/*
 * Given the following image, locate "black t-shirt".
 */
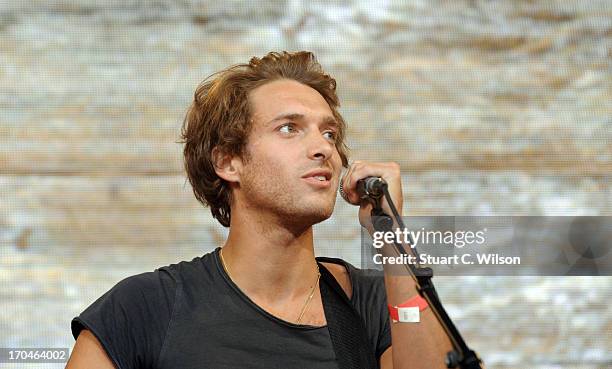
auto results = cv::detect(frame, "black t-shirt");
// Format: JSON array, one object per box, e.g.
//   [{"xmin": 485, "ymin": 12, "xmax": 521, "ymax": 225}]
[{"xmin": 71, "ymin": 247, "xmax": 391, "ymax": 369}]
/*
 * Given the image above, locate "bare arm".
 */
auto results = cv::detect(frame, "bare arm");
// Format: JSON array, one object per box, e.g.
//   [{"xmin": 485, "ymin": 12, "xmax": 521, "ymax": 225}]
[
  {"xmin": 340, "ymin": 160, "xmax": 454, "ymax": 369},
  {"xmin": 65, "ymin": 329, "xmax": 116, "ymax": 369},
  {"xmin": 381, "ymin": 246, "xmax": 454, "ymax": 369},
  {"xmin": 378, "ymin": 255, "xmax": 454, "ymax": 369},
  {"xmin": 379, "ymin": 346, "xmax": 393, "ymax": 369}
]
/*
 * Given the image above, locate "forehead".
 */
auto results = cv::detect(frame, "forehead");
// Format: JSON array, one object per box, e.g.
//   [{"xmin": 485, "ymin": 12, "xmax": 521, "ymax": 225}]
[{"xmin": 248, "ymin": 79, "xmax": 334, "ymax": 126}]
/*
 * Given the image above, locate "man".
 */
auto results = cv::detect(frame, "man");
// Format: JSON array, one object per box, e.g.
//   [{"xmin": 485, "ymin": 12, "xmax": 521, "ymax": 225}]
[{"xmin": 66, "ymin": 51, "xmax": 452, "ymax": 368}]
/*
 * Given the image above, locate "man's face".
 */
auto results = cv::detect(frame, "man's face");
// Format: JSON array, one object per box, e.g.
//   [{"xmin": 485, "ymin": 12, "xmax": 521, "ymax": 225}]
[{"xmin": 236, "ymin": 79, "xmax": 343, "ymax": 228}]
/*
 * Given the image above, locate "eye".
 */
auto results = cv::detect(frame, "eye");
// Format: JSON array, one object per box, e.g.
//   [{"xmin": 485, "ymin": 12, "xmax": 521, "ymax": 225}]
[
  {"xmin": 278, "ymin": 123, "xmax": 297, "ymax": 134},
  {"xmin": 323, "ymin": 130, "xmax": 337, "ymax": 141}
]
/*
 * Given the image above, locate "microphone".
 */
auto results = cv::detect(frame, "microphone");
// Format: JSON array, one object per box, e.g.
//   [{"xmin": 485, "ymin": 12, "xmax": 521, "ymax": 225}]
[{"xmin": 339, "ymin": 176, "xmax": 387, "ymax": 203}]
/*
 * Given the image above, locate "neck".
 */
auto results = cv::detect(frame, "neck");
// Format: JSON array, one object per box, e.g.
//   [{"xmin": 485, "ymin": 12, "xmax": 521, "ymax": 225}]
[{"xmin": 220, "ymin": 205, "xmax": 320, "ymax": 305}]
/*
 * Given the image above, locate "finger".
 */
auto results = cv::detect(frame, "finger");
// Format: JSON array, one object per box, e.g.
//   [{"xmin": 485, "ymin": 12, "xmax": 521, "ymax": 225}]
[
  {"xmin": 351, "ymin": 162, "xmax": 401, "ymax": 189},
  {"xmin": 360, "ymin": 199, "xmax": 373, "ymax": 211},
  {"xmin": 347, "ymin": 160, "xmax": 365, "ymax": 186},
  {"xmin": 346, "ymin": 160, "xmax": 366, "ymax": 204},
  {"xmin": 349, "ymin": 162, "xmax": 403, "ymax": 209},
  {"xmin": 348, "ymin": 163, "xmax": 389, "ymax": 189}
]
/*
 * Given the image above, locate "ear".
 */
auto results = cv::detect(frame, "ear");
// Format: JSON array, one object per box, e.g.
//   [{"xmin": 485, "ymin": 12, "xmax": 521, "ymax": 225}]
[{"xmin": 212, "ymin": 147, "xmax": 242, "ymax": 183}]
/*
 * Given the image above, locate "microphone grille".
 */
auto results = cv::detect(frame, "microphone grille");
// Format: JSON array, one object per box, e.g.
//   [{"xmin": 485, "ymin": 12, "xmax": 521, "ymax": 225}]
[{"xmin": 338, "ymin": 180, "xmax": 350, "ymax": 203}]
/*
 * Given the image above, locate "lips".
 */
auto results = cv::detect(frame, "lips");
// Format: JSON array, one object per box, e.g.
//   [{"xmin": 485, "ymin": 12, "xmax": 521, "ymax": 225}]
[
  {"xmin": 301, "ymin": 169, "xmax": 332, "ymax": 181},
  {"xmin": 301, "ymin": 168, "xmax": 333, "ymax": 188}
]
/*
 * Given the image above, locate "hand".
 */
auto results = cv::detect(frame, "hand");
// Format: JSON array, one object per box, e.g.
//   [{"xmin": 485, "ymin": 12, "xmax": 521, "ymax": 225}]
[{"xmin": 340, "ymin": 161, "xmax": 403, "ymax": 235}]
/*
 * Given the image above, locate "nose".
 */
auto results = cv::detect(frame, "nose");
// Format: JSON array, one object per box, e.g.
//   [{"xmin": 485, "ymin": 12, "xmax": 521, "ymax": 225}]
[{"xmin": 306, "ymin": 130, "xmax": 334, "ymax": 162}]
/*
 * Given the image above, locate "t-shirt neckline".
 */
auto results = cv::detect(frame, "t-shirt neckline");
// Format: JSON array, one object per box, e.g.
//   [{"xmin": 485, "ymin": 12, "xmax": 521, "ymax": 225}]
[{"xmin": 213, "ymin": 247, "xmax": 328, "ymax": 331}]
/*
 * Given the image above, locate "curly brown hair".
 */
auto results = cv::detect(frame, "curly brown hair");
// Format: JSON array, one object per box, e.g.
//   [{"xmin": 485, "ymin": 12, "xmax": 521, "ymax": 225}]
[{"xmin": 180, "ymin": 51, "xmax": 350, "ymax": 227}]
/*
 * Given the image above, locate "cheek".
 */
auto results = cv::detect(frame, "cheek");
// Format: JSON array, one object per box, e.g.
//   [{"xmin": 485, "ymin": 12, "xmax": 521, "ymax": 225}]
[
  {"xmin": 246, "ymin": 140, "xmax": 292, "ymax": 175},
  {"xmin": 258, "ymin": 138, "xmax": 300, "ymax": 162}
]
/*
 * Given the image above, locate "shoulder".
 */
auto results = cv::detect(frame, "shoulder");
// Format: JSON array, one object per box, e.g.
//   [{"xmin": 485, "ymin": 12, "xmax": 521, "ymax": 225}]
[
  {"xmin": 71, "ymin": 251, "xmax": 217, "ymax": 338},
  {"xmin": 160, "ymin": 248, "xmax": 222, "ymax": 282},
  {"xmin": 71, "ymin": 268, "xmax": 178, "ymax": 337},
  {"xmin": 115, "ymin": 268, "xmax": 178, "ymax": 295},
  {"xmin": 70, "ymin": 269, "xmax": 180, "ymax": 368},
  {"xmin": 98, "ymin": 260, "xmax": 185, "ymax": 306},
  {"xmin": 70, "ymin": 251, "xmax": 219, "ymax": 368},
  {"xmin": 319, "ymin": 260, "xmax": 353, "ymax": 299},
  {"xmin": 317, "ymin": 256, "xmax": 386, "ymax": 302}
]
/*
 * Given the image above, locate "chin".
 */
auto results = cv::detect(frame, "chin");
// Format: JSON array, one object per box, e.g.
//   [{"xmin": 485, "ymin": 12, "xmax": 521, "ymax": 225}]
[
  {"xmin": 280, "ymin": 195, "xmax": 336, "ymax": 227},
  {"xmin": 314, "ymin": 208, "xmax": 334, "ymax": 222},
  {"xmin": 287, "ymin": 205, "xmax": 334, "ymax": 228},
  {"xmin": 306, "ymin": 205, "xmax": 335, "ymax": 225},
  {"xmin": 300, "ymin": 213, "xmax": 332, "ymax": 228}
]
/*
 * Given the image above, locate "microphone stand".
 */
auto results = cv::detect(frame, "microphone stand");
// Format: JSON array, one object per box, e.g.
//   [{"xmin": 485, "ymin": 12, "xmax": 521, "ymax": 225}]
[{"xmin": 368, "ymin": 184, "xmax": 484, "ymax": 369}]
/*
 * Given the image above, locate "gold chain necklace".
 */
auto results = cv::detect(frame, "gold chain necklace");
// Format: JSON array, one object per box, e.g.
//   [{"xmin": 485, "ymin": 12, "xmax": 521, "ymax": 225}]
[{"xmin": 219, "ymin": 248, "xmax": 321, "ymax": 324}]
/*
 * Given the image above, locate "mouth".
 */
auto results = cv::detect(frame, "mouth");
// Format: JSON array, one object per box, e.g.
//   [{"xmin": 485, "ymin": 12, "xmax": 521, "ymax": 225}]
[{"xmin": 301, "ymin": 169, "xmax": 332, "ymax": 188}]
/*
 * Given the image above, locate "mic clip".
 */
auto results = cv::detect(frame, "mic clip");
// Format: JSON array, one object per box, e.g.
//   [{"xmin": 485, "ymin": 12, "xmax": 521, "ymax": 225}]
[
  {"xmin": 357, "ymin": 177, "xmax": 387, "ymax": 211},
  {"xmin": 339, "ymin": 176, "xmax": 387, "ymax": 209}
]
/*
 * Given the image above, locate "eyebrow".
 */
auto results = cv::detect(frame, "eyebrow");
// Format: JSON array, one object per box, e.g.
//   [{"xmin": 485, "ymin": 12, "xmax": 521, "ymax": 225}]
[{"xmin": 265, "ymin": 113, "xmax": 338, "ymax": 128}]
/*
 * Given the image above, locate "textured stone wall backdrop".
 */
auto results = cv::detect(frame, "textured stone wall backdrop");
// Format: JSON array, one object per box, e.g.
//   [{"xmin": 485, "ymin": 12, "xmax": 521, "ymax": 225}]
[{"xmin": 1, "ymin": 1, "xmax": 610, "ymax": 368}]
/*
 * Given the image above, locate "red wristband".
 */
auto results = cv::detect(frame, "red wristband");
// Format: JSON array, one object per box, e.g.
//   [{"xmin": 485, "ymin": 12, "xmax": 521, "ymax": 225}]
[{"xmin": 388, "ymin": 294, "xmax": 428, "ymax": 323}]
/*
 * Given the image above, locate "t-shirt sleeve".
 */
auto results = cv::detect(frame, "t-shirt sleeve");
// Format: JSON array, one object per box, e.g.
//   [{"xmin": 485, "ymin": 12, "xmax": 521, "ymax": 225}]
[
  {"xmin": 347, "ymin": 264, "xmax": 392, "ymax": 360},
  {"xmin": 71, "ymin": 268, "xmax": 178, "ymax": 369}
]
